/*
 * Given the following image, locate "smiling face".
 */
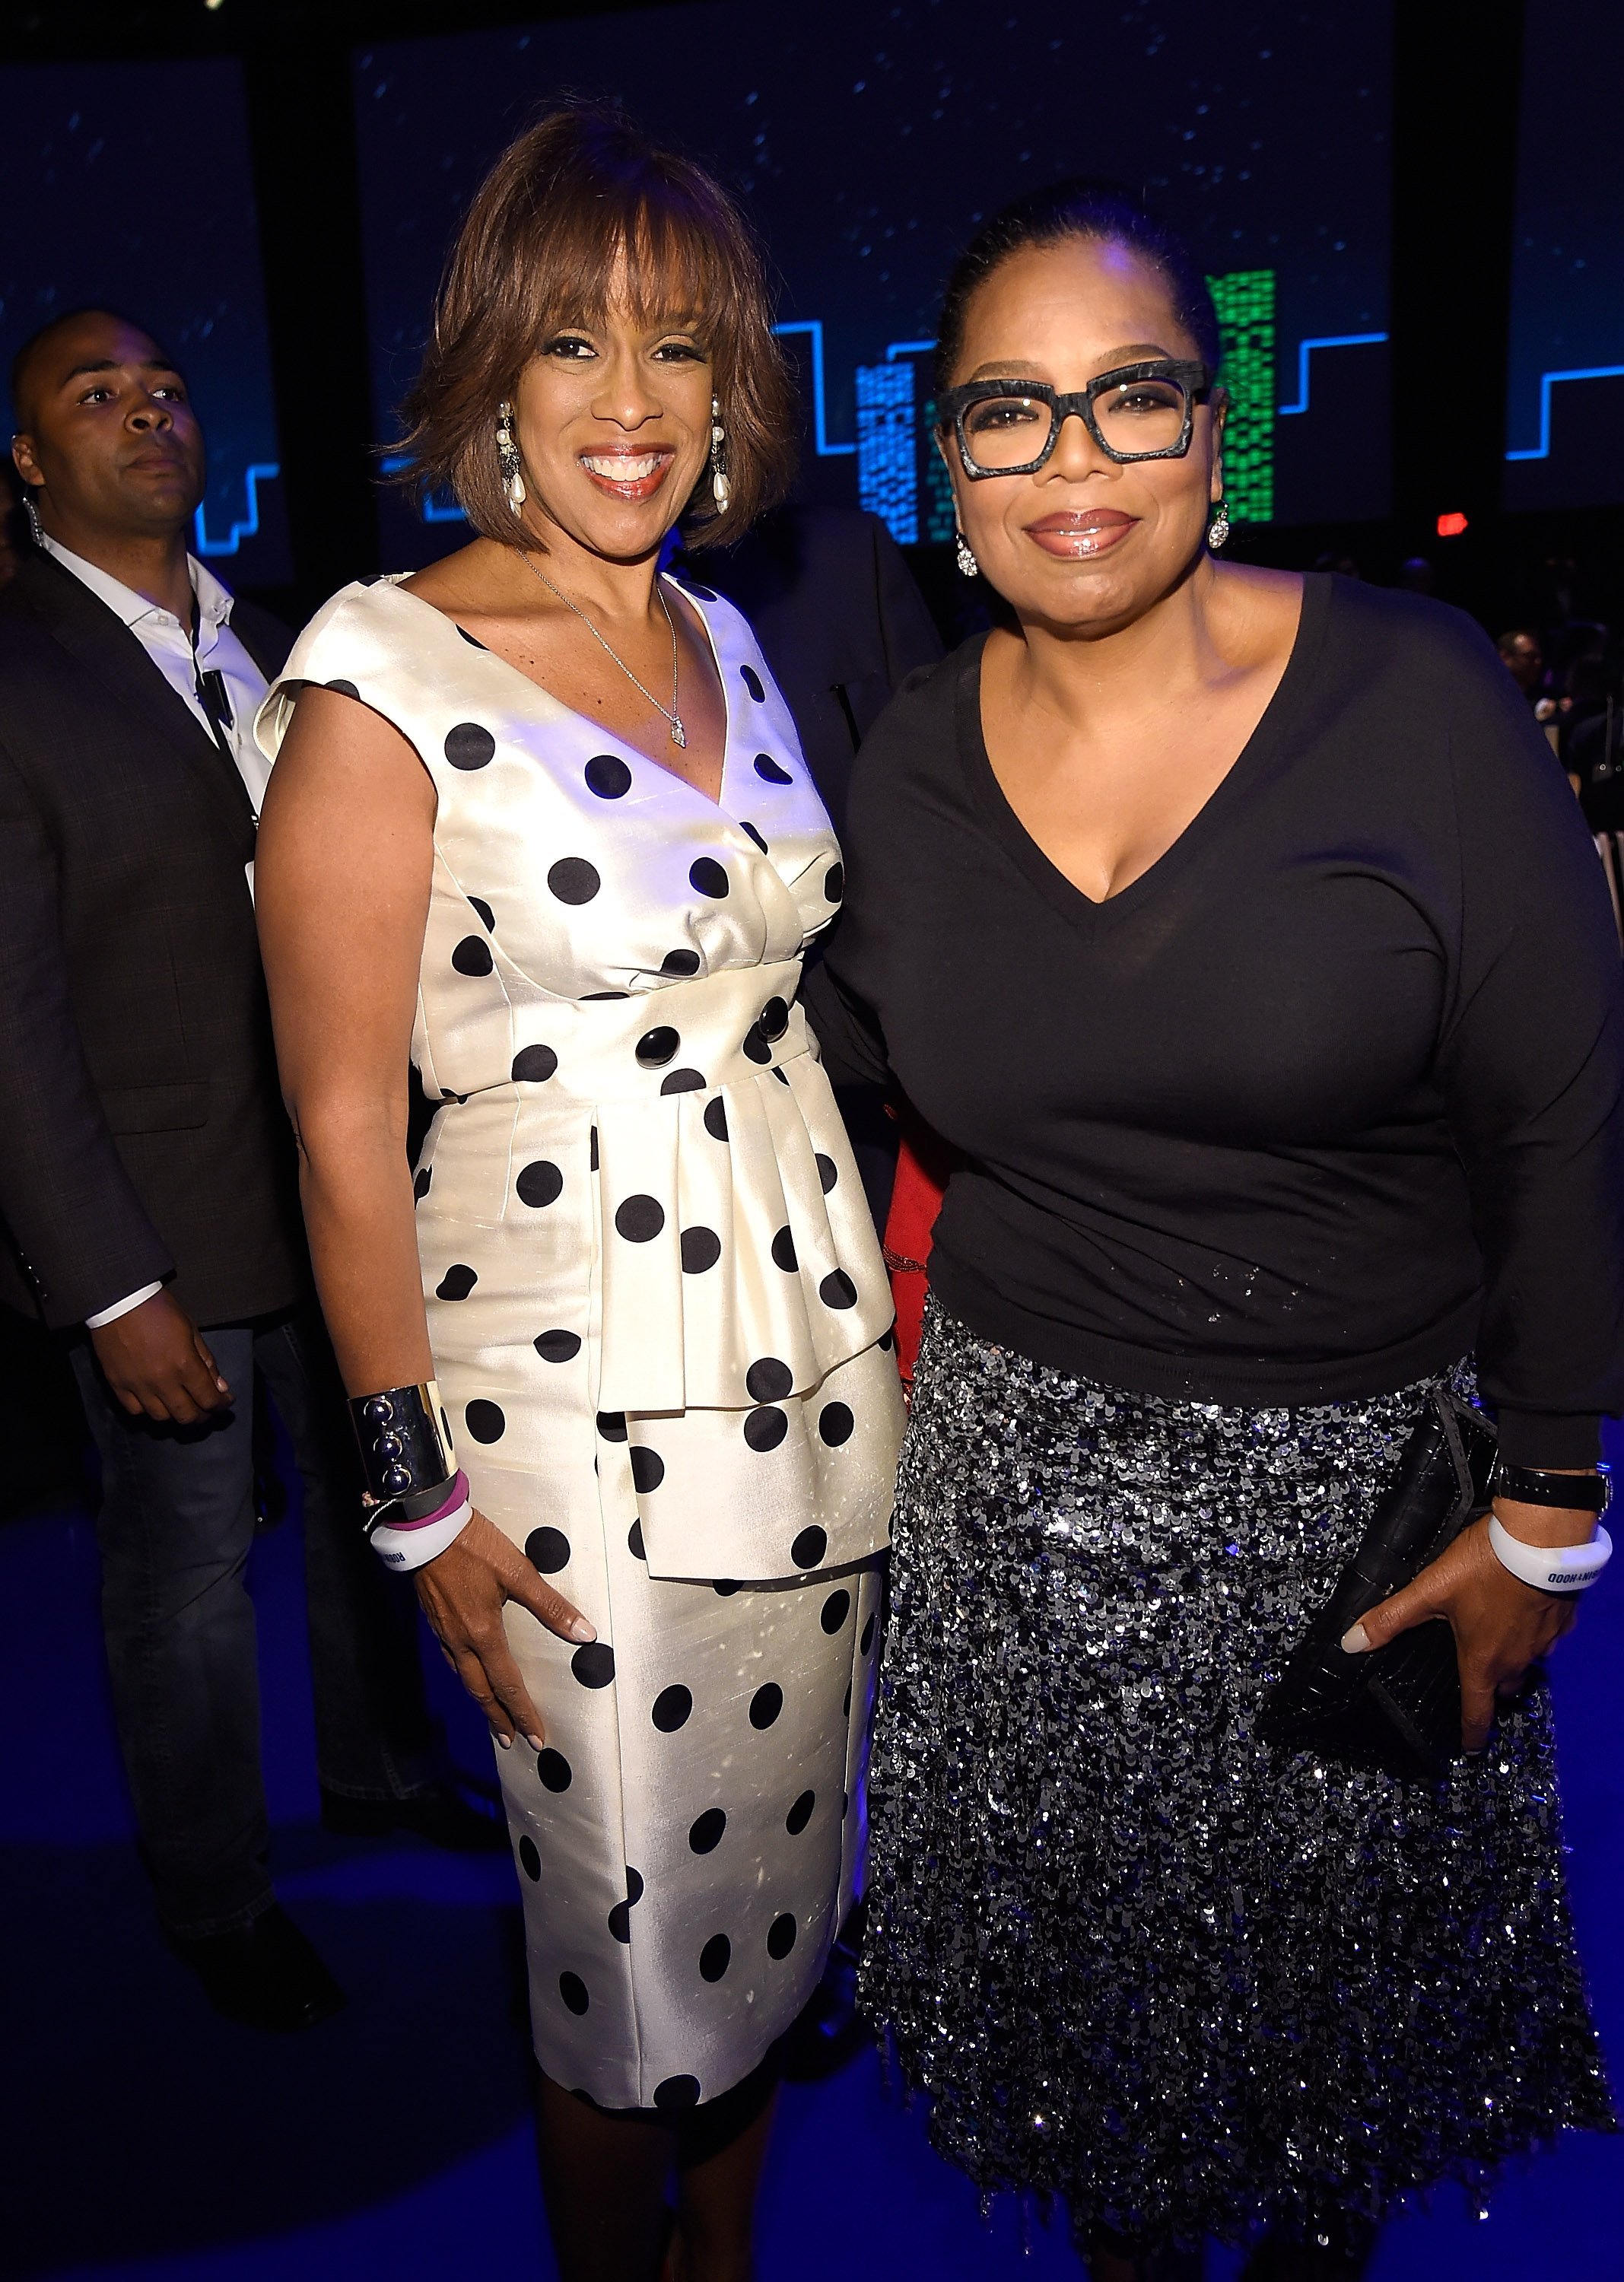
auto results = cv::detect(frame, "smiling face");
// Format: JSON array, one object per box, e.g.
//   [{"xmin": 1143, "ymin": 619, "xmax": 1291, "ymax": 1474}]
[
  {"xmin": 508, "ymin": 261, "xmax": 714, "ymax": 567},
  {"xmin": 941, "ymin": 235, "xmax": 1223, "ymax": 633},
  {"xmin": 11, "ymin": 311, "xmax": 205, "ymax": 545}
]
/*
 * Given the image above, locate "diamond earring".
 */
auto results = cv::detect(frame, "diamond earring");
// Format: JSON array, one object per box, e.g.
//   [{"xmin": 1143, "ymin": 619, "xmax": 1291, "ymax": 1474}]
[
  {"xmin": 955, "ymin": 527, "xmax": 979, "ymax": 578},
  {"xmin": 496, "ymin": 399, "xmax": 526, "ymax": 516},
  {"xmin": 1207, "ymin": 499, "xmax": 1232, "ymax": 551},
  {"xmin": 710, "ymin": 396, "xmax": 731, "ymax": 512}
]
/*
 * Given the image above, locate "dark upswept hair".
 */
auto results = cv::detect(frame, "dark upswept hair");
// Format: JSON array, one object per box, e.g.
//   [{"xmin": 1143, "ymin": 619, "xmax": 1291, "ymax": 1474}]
[
  {"xmin": 934, "ymin": 179, "xmax": 1223, "ymax": 393},
  {"xmin": 394, "ymin": 105, "xmax": 797, "ymax": 548}
]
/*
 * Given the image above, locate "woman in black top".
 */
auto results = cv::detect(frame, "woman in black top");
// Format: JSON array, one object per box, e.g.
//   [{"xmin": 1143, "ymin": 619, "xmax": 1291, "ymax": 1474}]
[{"xmin": 812, "ymin": 184, "xmax": 1622, "ymax": 2279}]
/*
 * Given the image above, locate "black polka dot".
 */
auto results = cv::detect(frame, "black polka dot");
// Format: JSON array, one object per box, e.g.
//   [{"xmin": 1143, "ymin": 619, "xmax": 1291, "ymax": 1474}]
[
  {"xmin": 689, "ymin": 857, "xmax": 729, "ymax": 898},
  {"xmin": 819, "ymin": 1270, "xmax": 858, "ymax": 1311},
  {"xmin": 713, "ymin": 1578, "xmax": 740, "ymax": 1597},
  {"xmin": 746, "ymin": 1356, "xmax": 793, "ymax": 1403},
  {"xmin": 661, "ymin": 1068, "xmax": 707, "ymax": 1094},
  {"xmin": 615, "ymin": 1195, "xmax": 665, "ymax": 1242},
  {"xmin": 627, "ymin": 1866, "xmax": 644, "ymax": 1905},
  {"xmin": 703, "ymin": 1098, "xmax": 729, "ymax": 1143},
  {"xmin": 630, "ymin": 1446, "xmax": 666, "ymax": 1494},
  {"xmin": 583, "ymin": 990, "xmax": 629, "ymax": 1000},
  {"xmin": 518, "ymin": 1835, "xmax": 541, "ymax": 1881},
  {"xmin": 512, "ymin": 1044, "xmax": 558, "ymax": 1083},
  {"xmin": 537, "ymin": 1747, "xmax": 572, "ymax": 1792},
  {"xmin": 590, "ymin": 1127, "xmax": 599, "ymax": 1169},
  {"xmin": 759, "ymin": 996, "xmax": 790, "ymax": 1040},
  {"xmin": 773, "ymin": 1069, "xmax": 790, "ymax": 1085},
  {"xmin": 452, "ymin": 934, "xmax": 493, "ymax": 976},
  {"xmin": 661, "ymin": 947, "xmax": 701, "ymax": 977},
  {"xmin": 571, "ymin": 1642, "xmax": 615, "ymax": 1689},
  {"xmin": 456, "ymin": 627, "xmax": 488, "ymax": 651},
  {"xmin": 742, "ymin": 1024, "xmax": 772, "ymax": 1066},
  {"xmin": 786, "ymin": 1790, "xmax": 815, "ymax": 1835},
  {"xmin": 526, "ymin": 1526, "xmax": 570, "ymax": 1575},
  {"xmin": 769, "ymin": 1225, "xmax": 798, "ymax": 1273},
  {"xmin": 413, "ymin": 1166, "xmax": 432, "ymax": 1201},
  {"xmin": 681, "ymin": 1226, "xmax": 721, "ymax": 1273},
  {"xmin": 326, "ymin": 678, "xmax": 361, "ymax": 698},
  {"xmin": 744, "ymin": 1406, "xmax": 788, "ymax": 1452},
  {"xmin": 628, "ymin": 1518, "xmax": 647, "ymax": 1560},
  {"xmin": 469, "ymin": 895, "xmax": 495, "ymax": 932},
  {"xmin": 655, "ymin": 2075, "xmax": 701, "ymax": 2112},
  {"xmin": 636, "ymin": 1026, "xmax": 680, "ymax": 1067},
  {"xmin": 767, "ymin": 1913, "xmax": 797, "ymax": 1960},
  {"xmin": 740, "ymin": 665, "xmax": 766, "ymax": 701},
  {"xmin": 754, "ymin": 753, "xmax": 792, "ymax": 785},
  {"xmin": 740, "ymin": 822, "xmax": 769, "ymax": 853},
  {"xmin": 596, "ymin": 1410, "xmax": 628, "ymax": 1441},
  {"xmin": 688, "ymin": 1808, "xmax": 726, "ymax": 1854},
  {"xmin": 860, "ymin": 1611, "xmax": 877, "ymax": 1654},
  {"xmin": 516, "ymin": 1159, "xmax": 564, "ymax": 1208},
  {"xmin": 585, "ymin": 753, "xmax": 632, "ymax": 799},
  {"xmin": 435, "ymin": 1263, "xmax": 477, "ymax": 1301},
  {"xmin": 822, "ymin": 1588, "xmax": 851, "ymax": 1632},
  {"xmin": 843, "ymin": 1680, "xmax": 853, "ymax": 1717},
  {"xmin": 749, "ymin": 1683, "xmax": 783, "ymax": 1730},
  {"xmin": 445, "ymin": 721, "xmax": 495, "ymax": 770},
  {"xmin": 878, "ymin": 1327, "xmax": 895, "ymax": 1352},
  {"xmin": 559, "ymin": 1971, "xmax": 590, "ymax": 2016},
  {"xmin": 652, "ymin": 1683, "xmax": 692, "ymax": 1732},
  {"xmin": 548, "ymin": 858, "xmax": 601, "ymax": 904},
  {"xmin": 791, "ymin": 1524, "xmax": 828, "ymax": 1569},
  {"xmin": 818, "ymin": 1402, "xmax": 854, "ymax": 1447},
  {"xmin": 824, "ymin": 862, "xmax": 846, "ymax": 904},
  {"xmin": 534, "ymin": 1328, "xmax": 581, "ymax": 1364},
  {"xmin": 608, "ymin": 1899, "xmax": 631, "ymax": 1944},
  {"xmin": 843, "ymin": 1791, "xmax": 852, "ymax": 1818},
  {"xmin": 466, "ymin": 1399, "xmax": 506, "ymax": 1444},
  {"xmin": 699, "ymin": 1933, "xmax": 732, "ymax": 1982},
  {"xmin": 816, "ymin": 1153, "xmax": 838, "ymax": 1194}
]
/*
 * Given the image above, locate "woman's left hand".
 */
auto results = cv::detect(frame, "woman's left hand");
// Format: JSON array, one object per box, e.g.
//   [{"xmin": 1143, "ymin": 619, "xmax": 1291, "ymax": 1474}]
[{"xmin": 1342, "ymin": 1505, "xmax": 1586, "ymax": 1753}]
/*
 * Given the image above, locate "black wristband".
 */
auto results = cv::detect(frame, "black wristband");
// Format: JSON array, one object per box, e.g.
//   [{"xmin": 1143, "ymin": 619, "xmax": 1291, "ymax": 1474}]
[{"xmin": 1491, "ymin": 1460, "xmax": 1612, "ymax": 1514}]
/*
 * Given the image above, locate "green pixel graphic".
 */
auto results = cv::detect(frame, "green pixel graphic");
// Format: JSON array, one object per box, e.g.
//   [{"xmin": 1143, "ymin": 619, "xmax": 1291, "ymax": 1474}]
[{"xmin": 1206, "ymin": 268, "xmax": 1276, "ymax": 526}]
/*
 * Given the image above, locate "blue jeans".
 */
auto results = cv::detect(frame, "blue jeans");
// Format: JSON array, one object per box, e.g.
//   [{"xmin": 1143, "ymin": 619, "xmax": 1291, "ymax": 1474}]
[{"xmin": 72, "ymin": 1308, "xmax": 436, "ymax": 1937}]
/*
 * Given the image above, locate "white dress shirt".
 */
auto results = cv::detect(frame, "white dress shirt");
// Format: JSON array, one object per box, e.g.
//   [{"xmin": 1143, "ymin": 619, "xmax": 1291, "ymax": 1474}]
[{"xmin": 42, "ymin": 536, "xmax": 272, "ymax": 1330}]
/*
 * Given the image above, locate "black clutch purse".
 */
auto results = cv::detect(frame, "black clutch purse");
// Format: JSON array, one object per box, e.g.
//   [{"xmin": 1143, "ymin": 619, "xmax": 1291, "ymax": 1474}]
[{"xmin": 1257, "ymin": 1381, "xmax": 1498, "ymax": 1781}]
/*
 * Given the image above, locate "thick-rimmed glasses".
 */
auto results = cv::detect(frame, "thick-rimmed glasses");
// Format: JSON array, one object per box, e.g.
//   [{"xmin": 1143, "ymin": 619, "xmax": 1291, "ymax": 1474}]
[{"xmin": 937, "ymin": 359, "xmax": 1214, "ymax": 477}]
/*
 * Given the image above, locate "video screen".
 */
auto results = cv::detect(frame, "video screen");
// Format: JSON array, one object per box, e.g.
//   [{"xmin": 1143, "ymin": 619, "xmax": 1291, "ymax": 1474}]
[
  {"xmin": 354, "ymin": 0, "xmax": 1393, "ymax": 565},
  {"xmin": 1503, "ymin": 0, "xmax": 1624, "ymax": 513},
  {"xmin": 0, "ymin": 59, "xmax": 290, "ymax": 586}
]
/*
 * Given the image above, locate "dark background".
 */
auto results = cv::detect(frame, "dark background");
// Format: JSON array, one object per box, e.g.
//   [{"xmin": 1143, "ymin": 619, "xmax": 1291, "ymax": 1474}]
[{"xmin": 1, "ymin": 0, "xmax": 1617, "ymax": 644}]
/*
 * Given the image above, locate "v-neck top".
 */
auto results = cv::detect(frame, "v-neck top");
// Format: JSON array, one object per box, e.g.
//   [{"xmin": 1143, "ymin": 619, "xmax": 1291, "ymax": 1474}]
[
  {"xmin": 809, "ymin": 574, "xmax": 1624, "ymax": 1466},
  {"xmin": 257, "ymin": 571, "xmax": 901, "ymax": 1578}
]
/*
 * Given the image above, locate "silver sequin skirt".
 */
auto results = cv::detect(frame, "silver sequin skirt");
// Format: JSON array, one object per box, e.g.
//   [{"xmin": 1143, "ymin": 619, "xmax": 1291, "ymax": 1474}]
[{"xmin": 859, "ymin": 1299, "xmax": 1614, "ymax": 2253}]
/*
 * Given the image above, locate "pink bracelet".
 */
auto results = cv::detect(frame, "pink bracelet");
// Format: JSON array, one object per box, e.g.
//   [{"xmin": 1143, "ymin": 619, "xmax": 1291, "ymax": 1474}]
[{"xmin": 392, "ymin": 1469, "xmax": 469, "ymax": 1530}]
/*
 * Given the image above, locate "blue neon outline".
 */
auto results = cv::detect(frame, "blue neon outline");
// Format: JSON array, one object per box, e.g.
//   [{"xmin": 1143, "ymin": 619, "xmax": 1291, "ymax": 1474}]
[
  {"xmin": 380, "ymin": 453, "xmax": 468, "ymax": 521},
  {"xmin": 771, "ymin": 319, "xmax": 856, "ymax": 456},
  {"xmin": 885, "ymin": 338, "xmax": 936, "ymax": 361},
  {"xmin": 191, "ymin": 462, "xmax": 280, "ymax": 556},
  {"xmin": 1505, "ymin": 366, "xmax": 1624, "ymax": 461},
  {"xmin": 1276, "ymin": 333, "xmax": 1388, "ymax": 417}
]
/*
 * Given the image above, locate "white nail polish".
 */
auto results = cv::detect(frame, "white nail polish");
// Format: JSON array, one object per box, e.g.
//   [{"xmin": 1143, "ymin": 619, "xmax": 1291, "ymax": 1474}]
[
  {"xmin": 1340, "ymin": 1623, "xmax": 1371, "ymax": 1654},
  {"xmin": 570, "ymin": 1618, "xmax": 597, "ymax": 1643},
  {"xmin": 494, "ymin": 1731, "xmax": 513, "ymax": 1749}
]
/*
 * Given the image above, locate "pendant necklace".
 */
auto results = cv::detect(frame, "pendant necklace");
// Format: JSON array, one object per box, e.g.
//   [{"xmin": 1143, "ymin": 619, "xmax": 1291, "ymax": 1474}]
[{"xmin": 517, "ymin": 551, "xmax": 687, "ymax": 748}]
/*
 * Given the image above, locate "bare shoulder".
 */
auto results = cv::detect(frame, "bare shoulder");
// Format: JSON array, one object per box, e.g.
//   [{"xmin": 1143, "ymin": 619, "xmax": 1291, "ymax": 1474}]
[{"xmin": 400, "ymin": 536, "xmax": 502, "ymax": 612}]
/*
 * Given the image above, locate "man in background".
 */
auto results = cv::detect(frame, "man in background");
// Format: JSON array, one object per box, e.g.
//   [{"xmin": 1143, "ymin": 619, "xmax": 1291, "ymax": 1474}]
[{"xmin": 0, "ymin": 308, "xmax": 485, "ymax": 2034}]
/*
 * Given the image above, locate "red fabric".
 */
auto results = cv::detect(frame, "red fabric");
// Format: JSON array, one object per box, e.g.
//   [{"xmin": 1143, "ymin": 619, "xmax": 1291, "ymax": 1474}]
[{"xmin": 882, "ymin": 1108, "xmax": 953, "ymax": 1390}]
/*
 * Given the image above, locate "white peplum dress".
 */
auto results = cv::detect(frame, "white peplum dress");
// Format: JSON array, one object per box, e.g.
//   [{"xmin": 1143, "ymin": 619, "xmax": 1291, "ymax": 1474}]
[{"xmin": 258, "ymin": 570, "xmax": 904, "ymax": 2110}]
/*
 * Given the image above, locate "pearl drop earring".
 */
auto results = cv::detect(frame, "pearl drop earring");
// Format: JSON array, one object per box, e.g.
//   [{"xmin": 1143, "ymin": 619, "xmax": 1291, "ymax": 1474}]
[{"xmin": 496, "ymin": 400, "xmax": 526, "ymax": 515}]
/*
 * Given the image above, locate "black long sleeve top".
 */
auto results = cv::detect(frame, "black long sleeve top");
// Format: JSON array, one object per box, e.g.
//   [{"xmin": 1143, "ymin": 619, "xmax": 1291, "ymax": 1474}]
[{"xmin": 810, "ymin": 574, "xmax": 1624, "ymax": 1467}]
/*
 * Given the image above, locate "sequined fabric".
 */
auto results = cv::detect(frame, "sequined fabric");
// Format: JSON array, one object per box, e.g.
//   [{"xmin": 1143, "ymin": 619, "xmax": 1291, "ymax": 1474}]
[{"xmin": 860, "ymin": 1298, "xmax": 1614, "ymax": 2254}]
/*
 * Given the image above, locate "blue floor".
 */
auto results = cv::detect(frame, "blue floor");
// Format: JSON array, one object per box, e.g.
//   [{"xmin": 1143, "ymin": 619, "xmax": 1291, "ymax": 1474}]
[{"xmin": 5, "ymin": 1444, "xmax": 1622, "ymax": 2281}]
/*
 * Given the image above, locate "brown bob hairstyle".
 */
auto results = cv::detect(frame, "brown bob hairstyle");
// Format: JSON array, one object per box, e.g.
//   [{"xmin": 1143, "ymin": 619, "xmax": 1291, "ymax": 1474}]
[{"xmin": 393, "ymin": 105, "xmax": 798, "ymax": 549}]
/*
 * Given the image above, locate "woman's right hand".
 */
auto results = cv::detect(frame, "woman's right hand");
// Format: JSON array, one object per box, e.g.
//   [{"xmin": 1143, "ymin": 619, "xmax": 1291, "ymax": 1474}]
[{"xmin": 415, "ymin": 1509, "xmax": 595, "ymax": 1751}]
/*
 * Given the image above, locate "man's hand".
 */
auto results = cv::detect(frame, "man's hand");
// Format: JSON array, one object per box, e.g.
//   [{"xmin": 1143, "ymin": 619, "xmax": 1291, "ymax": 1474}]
[{"xmin": 90, "ymin": 1288, "xmax": 232, "ymax": 1424}]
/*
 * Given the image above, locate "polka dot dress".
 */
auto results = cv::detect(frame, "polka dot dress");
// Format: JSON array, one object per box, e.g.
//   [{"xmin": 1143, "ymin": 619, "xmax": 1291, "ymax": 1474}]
[{"xmin": 258, "ymin": 574, "xmax": 904, "ymax": 2109}]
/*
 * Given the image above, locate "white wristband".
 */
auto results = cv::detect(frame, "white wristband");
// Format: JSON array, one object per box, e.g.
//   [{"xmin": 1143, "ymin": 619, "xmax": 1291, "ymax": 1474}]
[
  {"xmin": 369, "ymin": 1492, "xmax": 473, "ymax": 1571},
  {"xmin": 1488, "ymin": 1515, "xmax": 1613, "ymax": 1594}
]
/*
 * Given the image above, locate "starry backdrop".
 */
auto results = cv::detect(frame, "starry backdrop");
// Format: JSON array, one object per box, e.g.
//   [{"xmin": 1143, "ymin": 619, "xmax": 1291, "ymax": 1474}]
[
  {"xmin": 1504, "ymin": 0, "xmax": 1624, "ymax": 511},
  {"xmin": 0, "ymin": 58, "xmax": 290, "ymax": 583},
  {"xmin": 354, "ymin": 0, "xmax": 1394, "ymax": 565}
]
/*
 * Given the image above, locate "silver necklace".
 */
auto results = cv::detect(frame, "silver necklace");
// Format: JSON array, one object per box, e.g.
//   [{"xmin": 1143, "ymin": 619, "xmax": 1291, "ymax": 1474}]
[{"xmin": 517, "ymin": 551, "xmax": 686, "ymax": 748}]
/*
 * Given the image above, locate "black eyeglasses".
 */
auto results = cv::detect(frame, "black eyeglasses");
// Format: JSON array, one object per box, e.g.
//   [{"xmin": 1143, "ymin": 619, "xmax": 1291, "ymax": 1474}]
[{"xmin": 937, "ymin": 359, "xmax": 1214, "ymax": 477}]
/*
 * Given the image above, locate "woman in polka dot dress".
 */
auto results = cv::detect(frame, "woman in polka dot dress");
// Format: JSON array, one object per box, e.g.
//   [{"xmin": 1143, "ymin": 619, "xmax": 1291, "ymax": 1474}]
[{"xmin": 254, "ymin": 111, "xmax": 903, "ymax": 2280}]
